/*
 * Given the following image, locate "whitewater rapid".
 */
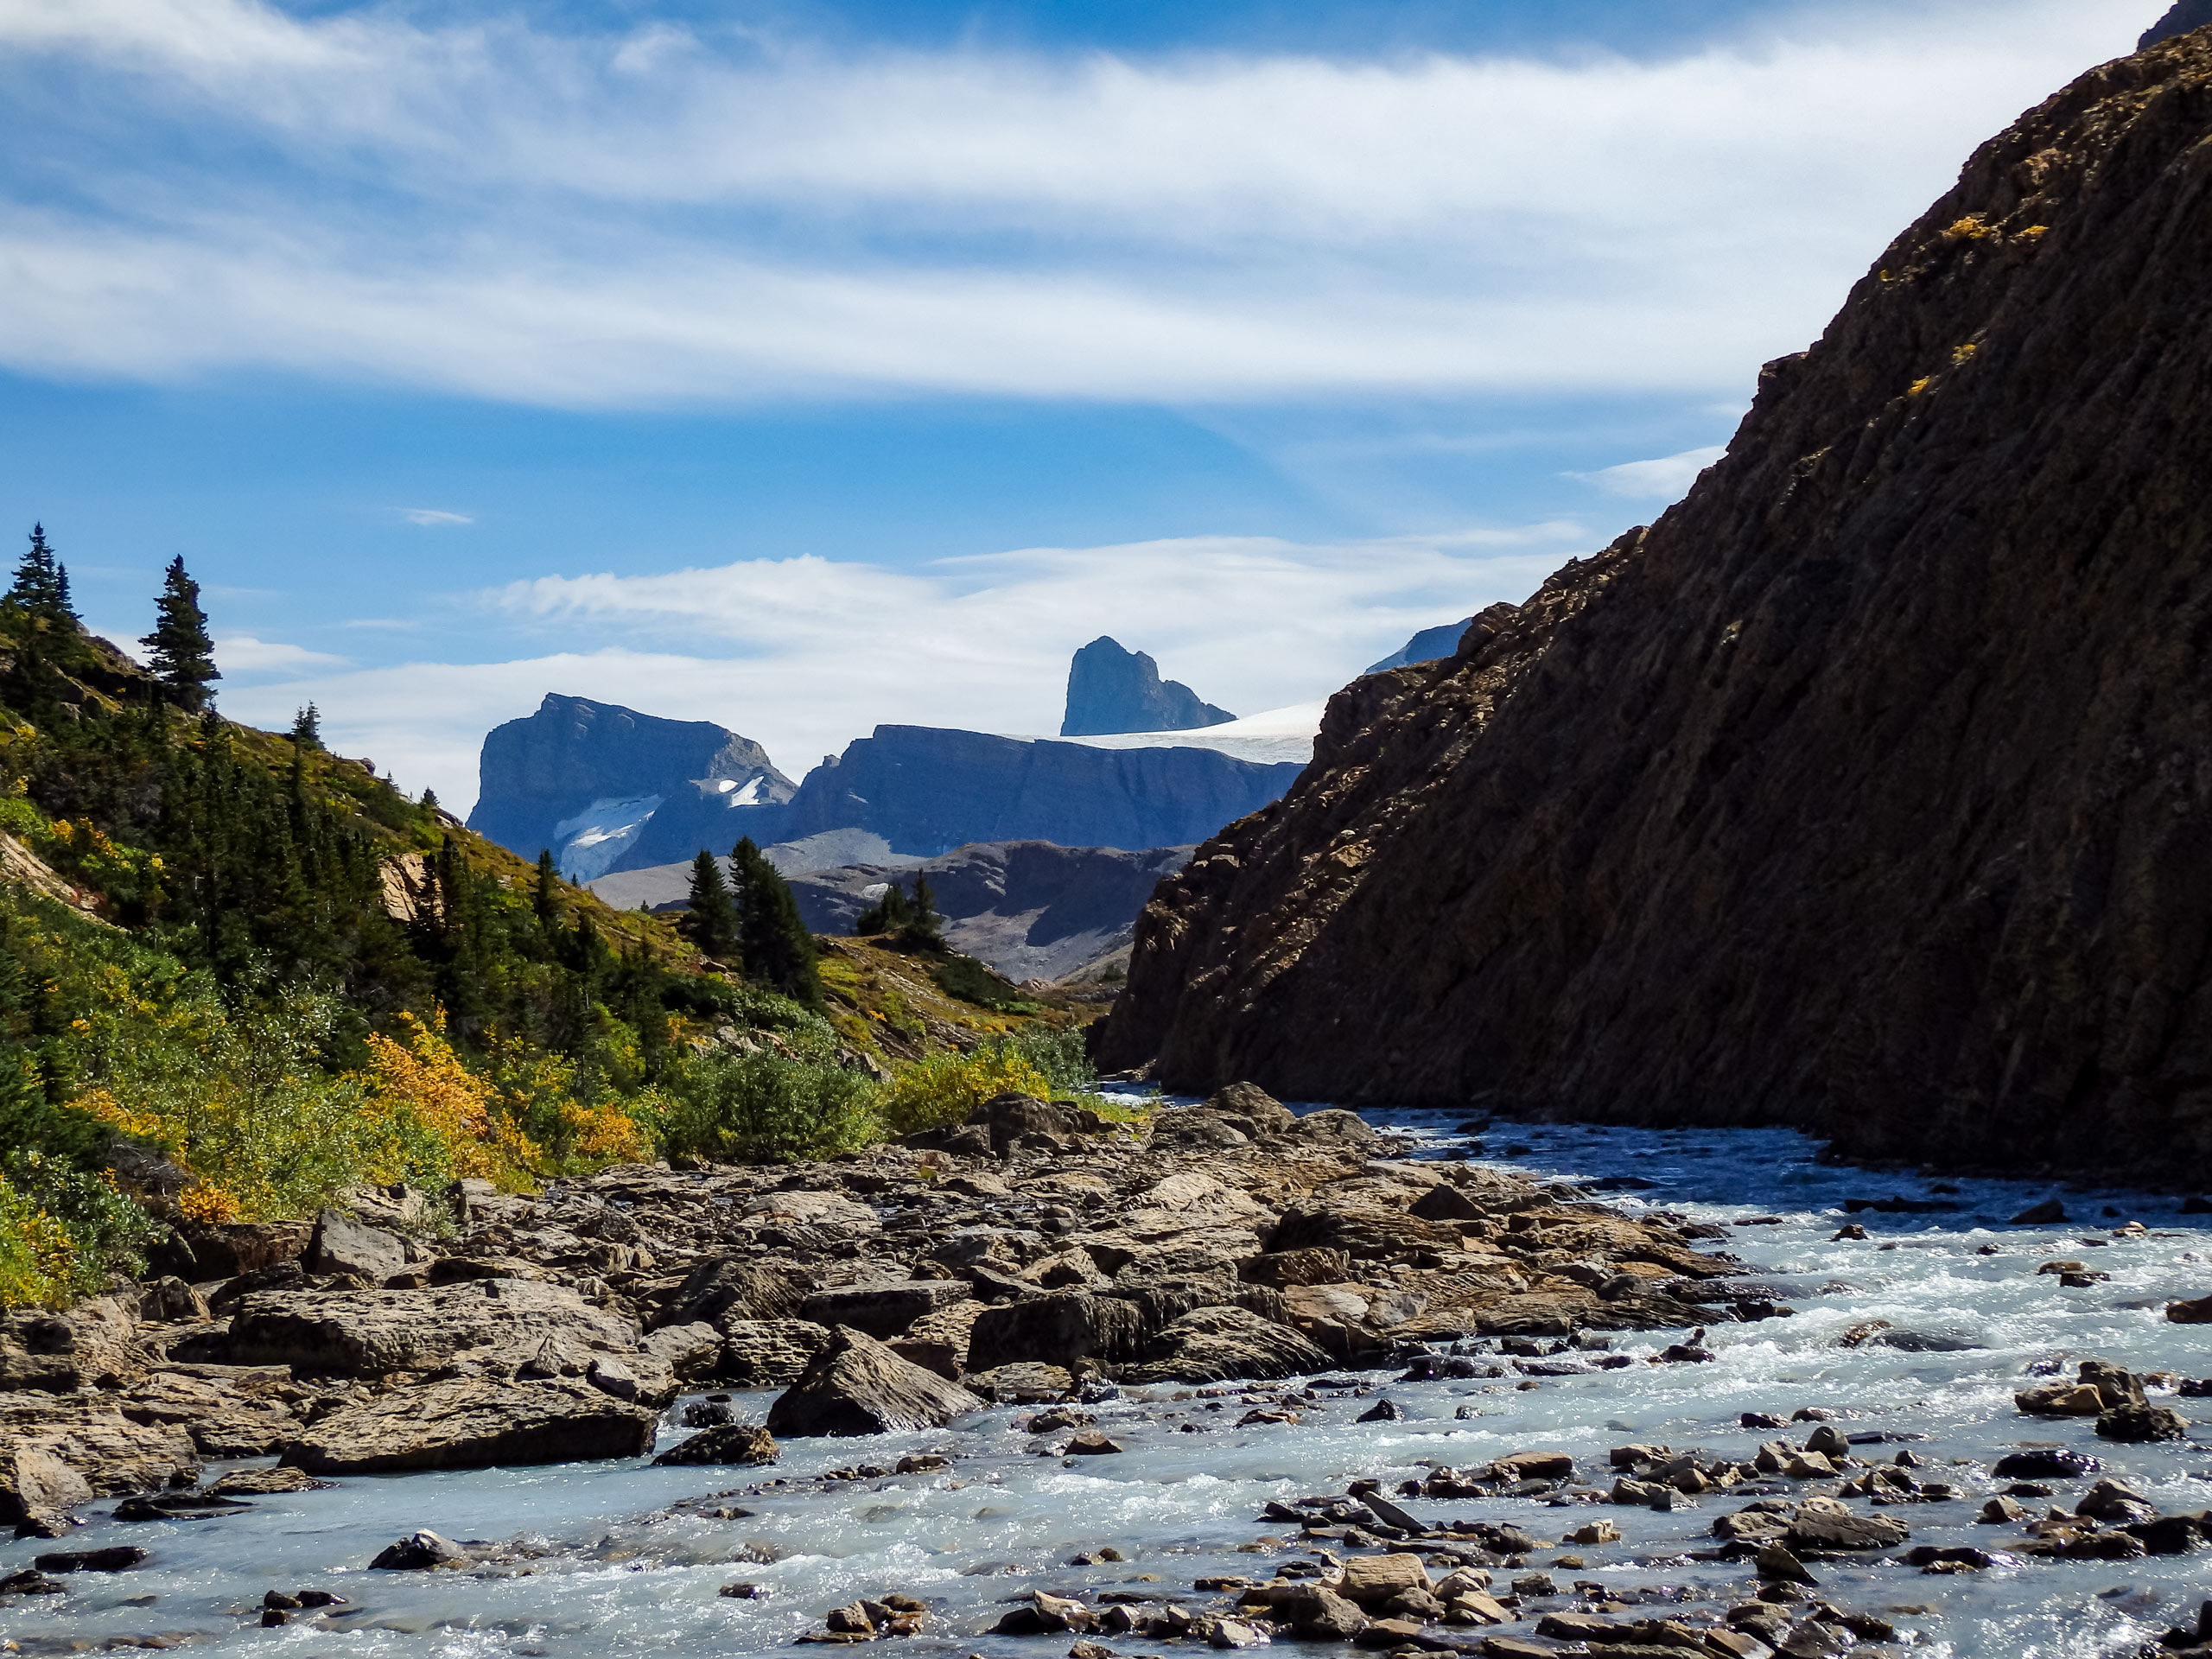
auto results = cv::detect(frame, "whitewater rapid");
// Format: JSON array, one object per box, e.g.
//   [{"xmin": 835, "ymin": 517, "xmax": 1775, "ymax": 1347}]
[{"xmin": 7, "ymin": 1111, "xmax": 2208, "ymax": 1659}]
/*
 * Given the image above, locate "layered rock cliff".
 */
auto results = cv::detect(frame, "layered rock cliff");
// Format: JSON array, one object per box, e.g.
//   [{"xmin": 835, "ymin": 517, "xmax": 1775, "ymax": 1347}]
[
  {"xmin": 469, "ymin": 695, "xmax": 793, "ymax": 880},
  {"xmin": 1061, "ymin": 637, "xmax": 1234, "ymax": 736},
  {"xmin": 778, "ymin": 726, "xmax": 1300, "ymax": 857},
  {"xmin": 1098, "ymin": 31, "xmax": 2212, "ymax": 1179}
]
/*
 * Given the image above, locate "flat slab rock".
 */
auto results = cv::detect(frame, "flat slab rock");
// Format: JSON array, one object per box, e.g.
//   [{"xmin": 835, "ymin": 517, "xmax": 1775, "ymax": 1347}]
[
  {"xmin": 215, "ymin": 1279, "xmax": 643, "ymax": 1377},
  {"xmin": 0, "ymin": 1398, "xmax": 200, "ymax": 1524},
  {"xmin": 279, "ymin": 1376, "xmax": 658, "ymax": 1474}
]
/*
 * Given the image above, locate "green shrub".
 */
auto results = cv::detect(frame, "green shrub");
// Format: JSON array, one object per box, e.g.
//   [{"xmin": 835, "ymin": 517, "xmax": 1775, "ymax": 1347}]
[
  {"xmin": 657, "ymin": 1048, "xmax": 879, "ymax": 1164},
  {"xmin": 990, "ymin": 1024, "xmax": 1096, "ymax": 1096},
  {"xmin": 927, "ymin": 952, "xmax": 1040, "ymax": 1014},
  {"xmin": 877, "ymin": 1046, "xmax": 1053, "ymax": 1136}
]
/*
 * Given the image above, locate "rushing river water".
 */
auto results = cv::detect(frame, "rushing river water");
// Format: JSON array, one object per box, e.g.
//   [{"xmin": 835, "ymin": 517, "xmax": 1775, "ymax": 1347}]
[{"xmin": 7, "ymin": 1110, "xmax": 2209, "ymax": 1659}]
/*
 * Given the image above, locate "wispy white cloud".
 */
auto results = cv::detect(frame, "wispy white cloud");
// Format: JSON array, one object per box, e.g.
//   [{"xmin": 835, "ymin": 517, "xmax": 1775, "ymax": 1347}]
[
  {"xmin": 216, "ymin": 524, "xmax": 1592, "ymax": 811},
  {"xmin": 399, "ymin": 507, "xmax": 473, "ymax": 526},
  {"xmin": 0, "ymin": 0, "xmax": 2150, "ymax": 404},
  {"xmin": 211, "ymin": 634, "xmax": 351, "ymax": 674},
  {"xmin": 1571, "ymin": 444, "xmax": 1730, "ymax": 500}
]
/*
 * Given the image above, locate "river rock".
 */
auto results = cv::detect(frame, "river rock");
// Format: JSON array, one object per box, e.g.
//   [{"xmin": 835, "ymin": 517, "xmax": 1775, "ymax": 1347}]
[
  {"xmin": 217, "ymin": 1280, "xmax": 642, "ymax": 1376},
  {"xmin": 302, "ymin": 1207, "xmax": 410, "ymax": 1283},
  {"xmin": 968, "ymin": 1290, "xmax": 1146, "ymax": 1372},
  {"xmin": 33, "ymin": 1545, "xmax": 147, "ymax": 1573},
  {"xmin": 0, "ymin": 1399, "xmax": 200, "ymax": 1524},
  {"xmin": 2097, "ymin": 1402, "xmax": 2190, "ymax": 1442},
  {"xmin": 654, "ymin": 1422, "xmax": 779, "ymax": 1465},
  {"xmin": 2168, "ymin": 1294, "xmax": 2212, "ymax": 1324},
  {"xmin": 1119, "ymin": 1305, "xmax": 1332, "ymax": 1384},
  {"xmin": 0, "ymin": 1300, "xmax": 144, "ymax": 1393},
  {"xmin": 798, "ymin": 1281, "xmax": 972, "ymax": 1339},
  {"xmin": 1334, "ymin": 1554, "xmax": 1429, "ymax": 1607},
  {"xmin": 719, "ymin": 1319, "xmax": 835, "ymax": 1386},
  {"xmin": 764, "ymin": 1325, "xmax": 984, "ymax": 1437},
  {"xmin": 280, "ymin": 1376, "xmax": 657, "ymax": 1473},
  {"xmin": 662, "ymin": 1259, "xmax": 809, "ymax": 1327},
  {"xmin": 369, "ymin": 1529, "xmax": 470, "ymax": 1569}
]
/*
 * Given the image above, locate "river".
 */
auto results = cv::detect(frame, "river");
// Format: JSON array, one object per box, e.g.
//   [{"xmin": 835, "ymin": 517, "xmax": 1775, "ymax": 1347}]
[{"xmin": 7, "ymin": 1110, "xmax": 2209, "ymax": 1659}]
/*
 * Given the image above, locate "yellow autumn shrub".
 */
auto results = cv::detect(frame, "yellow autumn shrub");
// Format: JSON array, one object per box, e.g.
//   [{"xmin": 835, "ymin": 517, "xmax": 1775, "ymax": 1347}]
[{"xmin": 876, "ymin": 1046, "xmax": 1054, "ymax": 1136}]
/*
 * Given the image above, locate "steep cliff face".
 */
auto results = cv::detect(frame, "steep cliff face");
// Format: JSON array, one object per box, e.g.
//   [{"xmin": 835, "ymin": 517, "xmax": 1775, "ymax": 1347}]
[
  {"xmin": 779, "ymin": 725, "xmax": 1300, "ymax": 856},
  {"xmin": 1098, "ymin": 34, "xmax": 2212, "ymax": 1179},
  {"xmin": 469, "ymin": 695, "xmax": 793, "ymax": 879},
  {"xmin": 1061, "ymin": 637, "xmax": 1234, "ymax": 736}
]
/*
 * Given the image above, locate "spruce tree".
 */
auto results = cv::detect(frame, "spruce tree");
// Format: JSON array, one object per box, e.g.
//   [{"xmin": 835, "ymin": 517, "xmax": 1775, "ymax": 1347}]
[
  {"xmin": 533, "ymin": 849, "xmax": 561, "ymax": 934},
  {"xmin": 141, "ymin": 556, "xmax": 220, "ymax": 713},
  {"xmin": 9, "ymin": 524, "xmax": 76, "ymax": 624},
  {"xmin": 906, "ymin": 872, "xmax": 945, "ymax": 947},
  {"xmin": 290, "ymin": 702, "xmax": 321, "ymax": 749},
  {"xmin": 732, "ymin": 836, "xmax": 820, "ymax": 1005},
  {"xmin": 683, "ymin": 849, "xmax": 739, "ymax": 962}
]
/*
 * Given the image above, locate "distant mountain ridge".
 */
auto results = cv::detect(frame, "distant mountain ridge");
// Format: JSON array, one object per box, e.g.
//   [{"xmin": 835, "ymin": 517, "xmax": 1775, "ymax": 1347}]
[
  {"xmin": 473, "ymin": 699, "xmax": 1302, "ymax": 879},
  {"xmin": 1365, "ymin": 619, "xmax": 1473, "ymax": 676},
  {"xmin": 1061, "ymin": 636, "xmax": 1234, "ymax": 736}
]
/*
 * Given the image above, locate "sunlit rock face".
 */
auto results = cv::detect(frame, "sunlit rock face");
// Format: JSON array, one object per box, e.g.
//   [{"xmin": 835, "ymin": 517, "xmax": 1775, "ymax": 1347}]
[
  {"xmin": 1060, "ymin": 636, "xmax": 1235, "ymax": 737},
  {"xmin": 467, "ymin": 694, "xmax": 794, "ymax": 878}
]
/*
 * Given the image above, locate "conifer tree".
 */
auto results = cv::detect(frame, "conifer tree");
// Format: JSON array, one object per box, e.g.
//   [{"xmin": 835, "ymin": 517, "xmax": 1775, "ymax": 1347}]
[
  {"xmin": 9, "ymin": 525, "xmax": 77, "ymax": 624},
  {"xmin": 683, "ymin": 849, "xmax": 739, "ymax": 962},
  {"xmin": 732, "ymin": 836, "xmax": 820, "ymax": 1005},
  {"xmin": 141, "ymin": 556, "xmax": 220, "ymax": 713},
  {"xmin": 533, "ymin": 849, "xmax": 561, "ymax": 934},
  {"xmin": 906, "ymin": 872, "xmax": 945, "ymax": 947},
  {"xmin": 290, "ymin": 702, "xmax": 321, "ymax": 749}
]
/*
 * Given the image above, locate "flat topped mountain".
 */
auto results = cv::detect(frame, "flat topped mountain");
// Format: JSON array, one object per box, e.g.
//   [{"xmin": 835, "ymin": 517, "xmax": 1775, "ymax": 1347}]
[
  {"xmin": 1099, "ymin": 30, "xmax": 2212, "ymax": 1179},
  {"xmin": 468, "ymin": 695, "xmax": 793, "ymax": 880},
  {"xmin": 1061, "ymin": 637, "xmax": 1233, "ymax": 736}
]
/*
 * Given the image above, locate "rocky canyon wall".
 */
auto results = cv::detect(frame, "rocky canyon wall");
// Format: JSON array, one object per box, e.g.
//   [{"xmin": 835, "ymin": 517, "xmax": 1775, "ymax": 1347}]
[{"xmin": 1097, "ymin": 32, "xmax": 2212, "ymax": 1180}]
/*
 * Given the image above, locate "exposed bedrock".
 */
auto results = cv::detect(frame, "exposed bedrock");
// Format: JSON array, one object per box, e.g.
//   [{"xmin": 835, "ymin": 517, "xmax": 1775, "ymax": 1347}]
[{"xmin": 1097, "ymin": 34, "xmax": 2212, "ymax": 1179}]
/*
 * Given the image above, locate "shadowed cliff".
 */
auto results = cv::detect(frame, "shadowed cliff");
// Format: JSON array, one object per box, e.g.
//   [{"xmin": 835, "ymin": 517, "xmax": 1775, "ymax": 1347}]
[{"xmin": 1097, "ymin": 31, "xmax": 2212, "ymax": 1179}]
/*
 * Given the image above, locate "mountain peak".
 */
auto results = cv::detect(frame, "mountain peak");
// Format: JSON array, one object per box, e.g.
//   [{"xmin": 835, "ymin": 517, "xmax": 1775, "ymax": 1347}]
[{"xmin": 1060, "ymin": 636, "xmax": 1234, "ymax": 737}]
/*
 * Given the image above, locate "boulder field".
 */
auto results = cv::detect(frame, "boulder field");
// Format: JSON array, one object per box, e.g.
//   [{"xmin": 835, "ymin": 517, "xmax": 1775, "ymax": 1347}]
[{"xmin": 0, "ymin": 1087, "xmax": 1759, "ymax": 1529}]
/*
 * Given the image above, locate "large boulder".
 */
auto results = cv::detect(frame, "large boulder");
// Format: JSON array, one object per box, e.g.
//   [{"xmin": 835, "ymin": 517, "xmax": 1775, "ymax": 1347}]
[
  {"xmin": 0, "ymin": 1300, "xmax": 144, "ymax": 1394},
  {"xmin": 302, "ymin": 1208, "xmax": 410, "ymax": 1283},
  {"xmin": 660, "ymin": 1259, "xmax": 809, "ymax": 1328},
  {"xmin": 764, "ymin": 1325, "xmax": 984, "ymax": 1437},
  {"xmin": 215, "ymin": 1280, "xmax": 641, "ymax": 1376},
  {"xmin": 147, "ymin": 1219, "xmax": 311, "ymax": 1281},
  {"xmin": 798, "ymin": 1281, "xmax": 972, "ymax": 1340},
  {"xmin": 0, "ymin": 1399, "xmax": 200, "ymax": 1524},
  {"xmin": 1117, "ymin": 1305, "xmax": 1332, "ymax": 1384},
  {"xmin": 653, "ymin": 1422, "xmax": 779, "ymax": 1465},
  {"xmin": 719, "ymin": 1319, "xmax": 836, "ymax": 1386},
  {"xmin": 280, "ymin": 1376, "xmax": 657, "ymax": 1473},
  {"xmin": 966, "ymin": 1290, "xmax": 1146, "ymax": 1373}
]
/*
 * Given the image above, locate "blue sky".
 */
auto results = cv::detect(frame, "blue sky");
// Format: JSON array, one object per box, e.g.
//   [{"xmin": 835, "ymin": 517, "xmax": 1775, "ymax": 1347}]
[{"xmin": 1, "ymin": 0, "xmax": 2158, "ymax": 808}]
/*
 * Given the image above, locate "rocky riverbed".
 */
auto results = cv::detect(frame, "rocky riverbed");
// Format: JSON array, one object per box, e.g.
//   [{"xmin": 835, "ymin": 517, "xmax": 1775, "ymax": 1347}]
[{"xmin": 3, "ymin": 1099, "xmax": 2211, "ymax": 1658}]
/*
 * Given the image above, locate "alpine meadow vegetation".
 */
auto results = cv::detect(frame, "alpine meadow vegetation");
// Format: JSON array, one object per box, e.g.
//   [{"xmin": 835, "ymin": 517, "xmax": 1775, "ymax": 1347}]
[{"xmin": 0, "ymin": 526, "xmax": 1095, "ymax": 1306}]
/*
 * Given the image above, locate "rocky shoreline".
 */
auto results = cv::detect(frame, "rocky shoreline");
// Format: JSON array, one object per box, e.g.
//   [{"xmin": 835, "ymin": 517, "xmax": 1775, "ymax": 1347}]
[
  {"xmin": 9, "ymin": 1091, "xmax": 2212, "ymax": 1657},
  {"xmin": 3, "ymin": 1087, "xmax": 1750, "ymax": 1529}
]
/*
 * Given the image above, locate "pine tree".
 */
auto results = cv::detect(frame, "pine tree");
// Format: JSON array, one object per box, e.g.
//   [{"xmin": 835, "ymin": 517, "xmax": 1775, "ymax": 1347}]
[
  {"xmin": 290, "ymin": 702, "xmax": 321, "ymax": 749},
  {"xmin": 906, "ymin": 872, "xmax": 945, "ymax": 947},
  {"xmin": 141, "ymin": 556, "xmax": 220, "ymax": 713},
  {"xmin": 854, "ymin": 878, "xmax": 912, "ymax": 935},
  {"xmin": 732, "ymin": 836, "xmax": 821, "ymax": 1005},
  {"xmin": 533, "ymin": 849, "xmax": 562, "ymax": 934},
  {"xmin": 683, "ymin": 849, "xmax": 738, "ymax": 962},
  {"xmin": 9, "ymin": 525, "xmax": 77, "ymax": 624}
]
